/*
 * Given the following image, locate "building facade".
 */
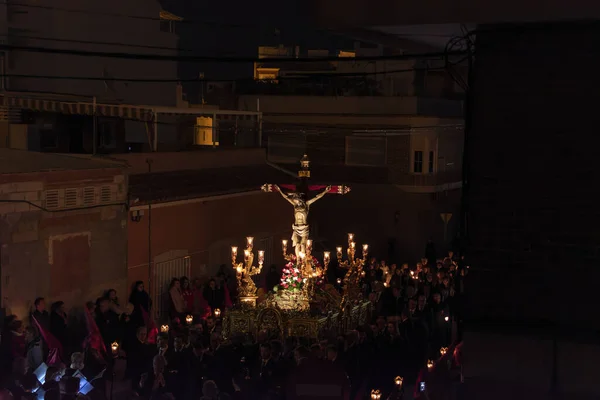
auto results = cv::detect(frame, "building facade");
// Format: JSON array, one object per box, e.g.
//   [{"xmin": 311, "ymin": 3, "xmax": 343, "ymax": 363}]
[
  {"xmin": 0, "ymin": 0, "xmax": 184, "ymax": 151},
  {"xmin": 0, "ymin": 149, "xmax": 127, "ymax": 319}
]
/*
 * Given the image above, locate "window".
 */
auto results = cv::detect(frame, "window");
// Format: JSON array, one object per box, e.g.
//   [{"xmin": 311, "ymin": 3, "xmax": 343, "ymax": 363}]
[
  {"xmin": 256, "ymin": 67, "xmax": 280, "ymax": 81},
  {"xmin": 428, "ymin": 151, "xmax": 435, "ymax": 173},
  {"xmin": 160, "ymin": 20, "xmax": 173, "ymax": 33},
  {"xmin": 40, "ymin": 129, "xmax": 58, "ymax": 149},
  {"xmin": 413, "ymin": 151, "xmax": 423, "ymax": 173}
]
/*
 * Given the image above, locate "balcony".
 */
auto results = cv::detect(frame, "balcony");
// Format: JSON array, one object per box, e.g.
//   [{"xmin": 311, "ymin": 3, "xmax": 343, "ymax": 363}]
[{"xmin": 239, "ymin": 95, "xmax": 463, "ymax": 118}]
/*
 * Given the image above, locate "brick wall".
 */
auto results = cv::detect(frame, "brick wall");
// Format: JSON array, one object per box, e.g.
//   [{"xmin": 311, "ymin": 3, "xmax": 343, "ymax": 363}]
[
  {"xmin": 466, "ymin": 22, "xmax": 600, "ymax": 330},
  {"xmin": 0, "ymin": 170, "xmax": 127, "ymax": 319}
]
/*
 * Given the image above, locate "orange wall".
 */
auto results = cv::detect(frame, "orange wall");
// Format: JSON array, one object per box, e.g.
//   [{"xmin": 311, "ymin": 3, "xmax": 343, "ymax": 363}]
[{"xmin": 127, "ymin": 192, "xmax": 291, "ymax": 287}]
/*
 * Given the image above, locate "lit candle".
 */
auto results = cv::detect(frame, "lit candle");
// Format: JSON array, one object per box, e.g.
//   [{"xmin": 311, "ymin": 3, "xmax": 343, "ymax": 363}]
[
  {"xmin": 323, "ymin": 251, "xmax": 330, "ymax": 263},
  {"xmin": 444, "ymin": 316, "xmax": 449, "ymax": 322},
  {"xmin": 160, "ymin": 324, "xmax": 169, "ymax": 333},
  {"xmin": 244, "ymin": 249, "xmax": 250, "ymax": 261},
  {"xmin": 336, "ymin": 278, "xmax": 342, "ymax": 284},
  {"xmin": 236, "ymin": 265, "xmax": 243, "ymax": 273},
  {"xmin": 282, "ymin": 240, "xmax": 288, "ymax": 256},
  {"xmin": 185, "ymin": 314, "xmax": 193, "ymax": 325},
  {"xmin": 306, "ymin": 239, "xmax": 312, "ymax": 250},
  {"xmin": 336, "ymin": 247, "xmax": 343, "ymax": 258},
  {"xmin": 370, "ymin": 389, "xmax": 381, "ymax": 400},
  {"xmin": 214, "ymin": 308, "xmax": 221, "ymax": 318},
  {"xmin": 427, "ymin": 359, "xmax": 434, "ymax": 370},
  {"xmin": 362, "ymin": 244, "xmax": 368, "ymax": 252},
  {"xmin": 258, "ymin": 250, "xmax": 265, "ymax": 263},
  {"xmin": 231, "ymin": 246, "xmax": 238, "ymax": 259},
  {"xmin": 440, "ymin": 347, "xmax": 448, "ymax": 356},
  {"xmin": 348, "ymin": 233, "xmax": 354, "ymax": 242},
  {"xmin": 111, "ymin": 341, "xmax": 119, "ymax": 354},
  {"xmin": 350, "ymin": 242, "xmax": 356, "ymax": 249},
  {"xmin": 394, "ymin": 376, "xmax": 403, "ymax": 387},
  {"xmin": 247, "ymin": 236, "xmax": 254, "ymax": 247}
]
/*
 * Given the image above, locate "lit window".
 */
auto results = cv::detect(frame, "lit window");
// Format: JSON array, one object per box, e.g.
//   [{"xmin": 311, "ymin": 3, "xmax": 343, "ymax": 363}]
[
  {"xmin": 256, "ymin": 68, "xmax": 280, "ymax": 81},
  {"xmin": 413, "ymin": 151, "xmax": 423, "ymax": 173}
]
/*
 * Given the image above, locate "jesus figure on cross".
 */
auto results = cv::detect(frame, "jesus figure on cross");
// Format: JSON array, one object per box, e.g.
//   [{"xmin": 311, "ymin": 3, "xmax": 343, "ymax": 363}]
[{"xmin": 272, "ymin": 184, "xmax": 331, "ymax": 259}]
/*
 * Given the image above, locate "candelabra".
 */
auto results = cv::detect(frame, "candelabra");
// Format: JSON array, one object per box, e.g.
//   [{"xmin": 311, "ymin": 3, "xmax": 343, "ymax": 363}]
[
  {"xmin": 337, "ymin": 233, "xmax": 368, "ymax": 308},
  {"xmin": 232, "ymin": 236, "xmax": 264, "ymax": 307}
]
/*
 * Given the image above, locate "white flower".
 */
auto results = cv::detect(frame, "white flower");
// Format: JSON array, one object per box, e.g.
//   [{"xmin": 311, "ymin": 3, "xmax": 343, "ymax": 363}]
[{"xmin": 293, "ymin": 268, "xmax": 299, "ymax": 273}]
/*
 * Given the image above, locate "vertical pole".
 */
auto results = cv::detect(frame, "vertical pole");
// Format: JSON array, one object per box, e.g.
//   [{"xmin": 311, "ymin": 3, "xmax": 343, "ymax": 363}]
[
  {"xmin": 234, "ymin": 116, "xmax": 238, "ymax": 147},
  {"xmin": 212, "ymin": 113, "xmax": 217, "ymax": 148},
  {"xmin": 152, "ymin": 113, "xmax": 158, "ymax": 152},
  {"xmin": 257, "ymin": 98, "xmax": 262, "ymax": 148},
  {"xmin": 258, "ymin": 113, "xmax": 263, "ymax": 148},
  {"xmin": 92, "ymin": 96, "xmax": 97, "ymax": 155},
  {"xmin": 146, "ymin": 158, "xmax": 153, "ymax": 317}
]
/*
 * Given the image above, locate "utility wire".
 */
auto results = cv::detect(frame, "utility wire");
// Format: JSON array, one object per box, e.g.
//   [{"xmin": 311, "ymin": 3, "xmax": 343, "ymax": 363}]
[
  {"xmin": 1, "ymin": 33, "xmax": 238, "ymax": 54},
  {"xmin": 0, "ymin": 199, "xmax": 128, "ymax": 212},
  {"xmin": 1, "ymin": 1, "xmax": 461, "ymax": 35},
  {"xmin": 0, "ymin": 65, "xmax": 452, "ymax": 83},
  {"xmin": 0, "ymin": 43, "xmax": 467, "ymax": 63}
]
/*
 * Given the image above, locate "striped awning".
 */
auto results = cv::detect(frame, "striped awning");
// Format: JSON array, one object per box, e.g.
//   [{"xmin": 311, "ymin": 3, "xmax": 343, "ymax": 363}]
[
  {"xmin": 0, "ymin": 94, "xmax": 262, "ymax": 122},
  {"xmin": 0, "ymin": 94, "xmax": 153, "ymax": 121}
]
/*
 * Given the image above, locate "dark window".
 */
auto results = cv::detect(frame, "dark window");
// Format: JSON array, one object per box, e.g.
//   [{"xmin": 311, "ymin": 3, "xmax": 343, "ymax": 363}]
[
  {"xmin": 428, "ymin": 151, "xmax": 434, "ymax": 173},
  {"xmin": 40, "ymin": 129, "xmax": 58, "ymax": 149},
  {"xmin": 160, "ymin": 20, "xmax": 173, "ymax": 33},
  {"xmin": 413, "ymin": 151, "xmax": 423, "ymax": 173}
]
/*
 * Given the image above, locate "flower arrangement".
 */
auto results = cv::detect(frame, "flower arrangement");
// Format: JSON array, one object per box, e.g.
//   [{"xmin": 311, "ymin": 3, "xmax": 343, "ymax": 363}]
[
  {"xmin": 273, "ymin": 256, "xmax": 323, "ymax": 293},
  {"xmin": 274, "ymin": 261, "xmax": 306, "ymax": 292}
]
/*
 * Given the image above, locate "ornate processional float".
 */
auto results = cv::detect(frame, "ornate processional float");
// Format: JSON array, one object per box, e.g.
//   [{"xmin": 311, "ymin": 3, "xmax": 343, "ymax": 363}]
[{"xmin": 222, "ymin": 155, "xmax": 372, "ymax": 339}]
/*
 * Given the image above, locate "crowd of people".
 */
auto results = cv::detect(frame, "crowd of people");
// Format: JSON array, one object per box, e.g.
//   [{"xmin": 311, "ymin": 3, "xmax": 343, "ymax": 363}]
[{"xmin": 0, "ymin": 246, "xmax": 467, "ymax": 400}]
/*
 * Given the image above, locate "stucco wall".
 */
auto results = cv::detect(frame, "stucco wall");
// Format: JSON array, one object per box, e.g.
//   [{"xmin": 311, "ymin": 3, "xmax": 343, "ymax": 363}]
[
  {"xmin": 0, "ymin": 170, "xmax": 128, "ymax": 318},
  {"xmin": 5, "ymin": 0, "xmax": 178, "ymax": 106}
]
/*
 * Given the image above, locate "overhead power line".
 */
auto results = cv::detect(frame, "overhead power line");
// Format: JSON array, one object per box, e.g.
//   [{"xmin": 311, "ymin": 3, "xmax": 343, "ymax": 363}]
[
  {"xmin": 0, "ymin": 43, "xmax": 467, "ymax": 63},
  {"xmin": 1, "ymin": 1, "xmax": 459, "ymax": 36},
  {"xmin": 1, "ymin": 34, "xmax": 239, "ymax": 55},
  {"xmin": 1, "ymin": 65, "xmax": 451, "ymax": 83}
]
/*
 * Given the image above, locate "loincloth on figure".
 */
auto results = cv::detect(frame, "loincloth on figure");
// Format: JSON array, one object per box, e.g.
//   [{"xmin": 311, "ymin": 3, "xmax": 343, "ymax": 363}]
[{"xmin": 291, "ymin": 224, "xmax": 310, "ymax": 245}]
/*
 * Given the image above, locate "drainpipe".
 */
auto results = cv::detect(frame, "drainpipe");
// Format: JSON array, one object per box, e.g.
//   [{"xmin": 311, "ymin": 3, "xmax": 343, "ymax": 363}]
[
  {"xmin": 146, "ymin": 158, "xmax": 153, "ymax": 315},
  {"xmin": 92, "ymin": 96, "xmax": 97, "ymax": 155}
]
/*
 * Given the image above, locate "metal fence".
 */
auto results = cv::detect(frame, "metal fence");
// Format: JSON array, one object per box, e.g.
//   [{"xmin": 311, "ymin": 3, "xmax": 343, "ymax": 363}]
[{"xmin": 152, "ymin": 256, "xmax": 191, "ymax": 321}]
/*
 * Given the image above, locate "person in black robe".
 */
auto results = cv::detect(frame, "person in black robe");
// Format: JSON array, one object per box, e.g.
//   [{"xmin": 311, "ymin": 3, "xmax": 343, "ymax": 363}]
[{"xmin": 129, "ymin": 281, "xmax": 152, "ymax": 328}]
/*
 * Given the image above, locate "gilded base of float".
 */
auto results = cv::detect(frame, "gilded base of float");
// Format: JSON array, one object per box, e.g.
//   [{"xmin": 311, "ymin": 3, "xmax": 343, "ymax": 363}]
[
  {"xmin": 273, "ymin": 291, "xmax": 310, "ymax": 311},
  {"xmin": 238, "ymin": 296, "xmax": 258, "ymax": 307},
  {"xmin": 222, "ymin": 300, "xmax": 372, "ymax": 340}
]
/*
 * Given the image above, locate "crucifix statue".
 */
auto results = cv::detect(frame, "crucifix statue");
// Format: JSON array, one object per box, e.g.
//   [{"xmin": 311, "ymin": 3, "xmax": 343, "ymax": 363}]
[{"xmin": 262, "ymin": 154, "xmax": 350, "ymax": 260}]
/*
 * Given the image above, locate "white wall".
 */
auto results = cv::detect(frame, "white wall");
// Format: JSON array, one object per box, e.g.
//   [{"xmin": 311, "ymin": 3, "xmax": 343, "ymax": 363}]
[{"xmin": 5, "ymin": 0, "xmax": 179, "ymax": 106}]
